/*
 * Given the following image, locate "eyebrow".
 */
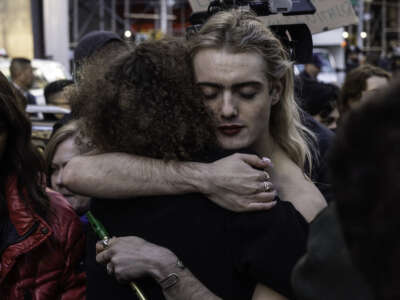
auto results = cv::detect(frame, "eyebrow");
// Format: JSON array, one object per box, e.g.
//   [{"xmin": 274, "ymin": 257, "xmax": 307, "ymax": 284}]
[{"xmin": 196, "ymin": 81, "xmax": 263, "ymax": 89}]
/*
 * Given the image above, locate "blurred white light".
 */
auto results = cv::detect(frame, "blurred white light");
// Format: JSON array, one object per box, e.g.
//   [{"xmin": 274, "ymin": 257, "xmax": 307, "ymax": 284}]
[
  {"xmin": 360, "ymin": 32, "xmax": 367, "ymax": 39},
  {"xmin": 342, "ymin": 31, "xmax": 349, "ymax": 39},
  {"xmin": 124, "ymin": 30, "xmax": 132, "ymax": 38}
]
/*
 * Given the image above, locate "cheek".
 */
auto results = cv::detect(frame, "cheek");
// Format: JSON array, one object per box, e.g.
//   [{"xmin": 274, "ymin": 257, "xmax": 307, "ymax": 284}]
[
  {"xmin": 204, "ymin": 101, "xmax": 219, "ymax": 118},
  {"xmin": 50, "ymin": 173, "xmax": 58, "ymax": 190}
]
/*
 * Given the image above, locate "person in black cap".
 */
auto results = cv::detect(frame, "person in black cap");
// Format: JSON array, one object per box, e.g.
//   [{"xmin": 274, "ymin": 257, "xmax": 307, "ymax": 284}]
[
  {"xmin": 296, "ymin": 53, "xmax": 340, "ymax": 131},
  {"xmin": 54, "ymin": 31, "xmax": 130, "ymax": 136},
  {"xmin": 73, "ymin": 30, "xmax": 129, "ymax": 81}
]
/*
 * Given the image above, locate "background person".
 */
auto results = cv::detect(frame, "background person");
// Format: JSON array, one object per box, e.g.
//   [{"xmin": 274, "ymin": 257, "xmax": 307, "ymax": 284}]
[
  {"xmin": 338, "ymin": 64, "xmax": 390, "ymax": 117},
  {"xmin": 0, "ymin": 71, "xmax": 85, "ymax": 300},
  {"xmin": 293, "ymin": 79, "xmax": 400, "ymax": 300},
  {"xmin": 9, "ymin": 57, "xmax": 36, "ymax": 105},
  {"xmin": 44, "ymin": 79, "xmax": 74, "ymax": 109},
  {"xmin": 44, "ymin": 120, "xmax": 91, "ymax": 217},
  {"xmin": 73, "ymin": 30, "xmax": 129, "ymax": 82},
  {"xmin": 295, "ymin": 53, "xmax": 340, "ymax": 131}
]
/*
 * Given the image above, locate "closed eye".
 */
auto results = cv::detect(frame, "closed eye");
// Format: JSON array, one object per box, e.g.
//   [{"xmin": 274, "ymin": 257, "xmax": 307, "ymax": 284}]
[{"xmin": 199, "ymin": 85, "xmax": 220, "ymax": 100}]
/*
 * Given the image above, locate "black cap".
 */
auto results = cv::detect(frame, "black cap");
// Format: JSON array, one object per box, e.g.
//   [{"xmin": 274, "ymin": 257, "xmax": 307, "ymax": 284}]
[{"xmin": 74, "ymin": 30, "xmax": 123, "ymax": 65}]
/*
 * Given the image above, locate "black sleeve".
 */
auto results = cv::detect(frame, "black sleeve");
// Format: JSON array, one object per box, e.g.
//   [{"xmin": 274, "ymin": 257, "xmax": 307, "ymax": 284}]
[{"xmin": 228, "ymin": 200, "xmax": 308, "ymax": 298}]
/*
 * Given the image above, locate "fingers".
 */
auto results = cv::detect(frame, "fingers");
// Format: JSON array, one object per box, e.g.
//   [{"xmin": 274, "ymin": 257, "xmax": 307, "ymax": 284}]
[
  {"xmin": 238, "ymin": 154, "xmax": 273, "ymax": 169},
  {"xmin": 232, "ymin": 191, "xmax": 278, "ymax": 212},
  {"xmin": 248, "ymin": 200, "xmax": 277, "ymax": 211},
  {"xmin": 106, "ymin": 262, "xmax": 114, "ymax": 275},
  {"xmin": 96, "ymin": 246, "xmax": 113, "ymax": 264}
]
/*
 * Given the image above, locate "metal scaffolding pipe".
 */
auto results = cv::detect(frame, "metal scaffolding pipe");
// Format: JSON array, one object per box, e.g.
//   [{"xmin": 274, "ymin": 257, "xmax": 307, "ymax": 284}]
[
  {"xmin": 124, "ymin": 0, "xmax": 130, "ymax": 31},
  {"xmin": 160, "ymin": 0, "xmax": 167, "ymax": 34}
]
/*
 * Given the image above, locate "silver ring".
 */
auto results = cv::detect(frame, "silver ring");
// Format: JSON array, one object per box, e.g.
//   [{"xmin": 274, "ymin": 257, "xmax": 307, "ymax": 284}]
[
  {"xmin": 102, "ymin": 238, "xmax": 110, "ymax": 248},
  {"xmin": 263, "ymin": 181, "xmax": 271, "ymax": 192},
  {"xmin": 263, "ymin": 171, "xmax": 270, "ymax": 181}
]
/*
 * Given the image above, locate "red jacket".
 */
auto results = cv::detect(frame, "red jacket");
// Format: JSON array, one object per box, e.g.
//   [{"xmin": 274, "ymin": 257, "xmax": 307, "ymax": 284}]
[{"xmin": 0, "ymin": 177, "xmax": 86, "ymax": 300}]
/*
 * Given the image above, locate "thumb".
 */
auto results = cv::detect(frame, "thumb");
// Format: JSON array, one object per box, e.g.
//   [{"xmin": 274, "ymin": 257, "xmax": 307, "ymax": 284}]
[{"xmin": 238, "ymin": 154, "xmax": 273, "ymax": 169}]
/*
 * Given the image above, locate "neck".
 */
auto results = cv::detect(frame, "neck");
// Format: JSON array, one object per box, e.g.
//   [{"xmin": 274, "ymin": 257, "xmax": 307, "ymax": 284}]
[{"xmin": 252, "ymin": 130, "xmax": 276, "ymax": 158}]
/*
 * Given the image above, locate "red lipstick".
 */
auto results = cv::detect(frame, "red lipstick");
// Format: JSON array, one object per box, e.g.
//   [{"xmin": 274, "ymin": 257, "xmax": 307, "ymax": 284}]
[{"xmin": 218, "ymin": 124, "xmax": 244, "ymax": 136}]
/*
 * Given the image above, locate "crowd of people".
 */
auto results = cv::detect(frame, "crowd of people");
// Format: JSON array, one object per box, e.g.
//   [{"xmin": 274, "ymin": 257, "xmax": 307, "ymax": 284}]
[{"xmin": 1, "ymin": 9, "xmax": 399, "ymax": 300}]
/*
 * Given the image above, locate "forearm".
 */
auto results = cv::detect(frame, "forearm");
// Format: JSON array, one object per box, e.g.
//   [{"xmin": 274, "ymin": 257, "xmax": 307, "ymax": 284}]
[
  {"xmin": 62, "ymin": 153, "xmax": 206, "ymax": 198},
  {"xmin": 162, "ymin": 269, "xmax": 222, "ymax": 300},
  {"xmin": 150, "ymin": 255, "xmax": 222, "ymax": 300}
]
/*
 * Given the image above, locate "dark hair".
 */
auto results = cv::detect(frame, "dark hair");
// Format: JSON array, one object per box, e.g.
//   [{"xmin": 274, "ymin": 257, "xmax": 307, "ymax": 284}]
[
  {"xmin": 338, "ymin": 64, "xmax": 391, "ymax": 115},
  {"xmin": 10, "ymin": 57, "xmax": 32, "ymax": 79},
  {"xmin": 329, "ymin": 80, "xmax": 400, "ymax": 299},
  {"xmin": 70, "ymin": 38, "xmax": 218, "ymax": 161},
  {"xmin": 0, "ymin": 71, "xmax": 49, "ymax": 219},
  {"xmin": 44, "ymin": 79, "xmax": 74, "ymax": 103}
]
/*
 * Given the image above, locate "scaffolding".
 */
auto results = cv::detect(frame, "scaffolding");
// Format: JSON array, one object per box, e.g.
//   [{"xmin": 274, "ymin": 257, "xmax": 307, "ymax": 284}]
[
  {"xmin": 69, "ymin": 0, "xmax": 190, "ymax": 48},
  {"xmin": 354, "ymin": 0, "xmax": 400, "ymax": 54}
]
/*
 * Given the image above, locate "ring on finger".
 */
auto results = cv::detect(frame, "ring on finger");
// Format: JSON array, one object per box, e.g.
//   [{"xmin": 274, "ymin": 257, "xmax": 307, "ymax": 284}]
[
  {"xmin": 263, "ymin": 171, "xmax": 270, "ymax": 181},
  {"xmin": 263, "ymin": 181, "xmax": 272, "ymax": 193}
]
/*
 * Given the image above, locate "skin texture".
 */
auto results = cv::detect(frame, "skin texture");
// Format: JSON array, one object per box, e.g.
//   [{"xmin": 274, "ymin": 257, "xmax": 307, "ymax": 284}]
[
  {"xmin": 194, "ymin": 49, "xmax": 279, "ymax": 153},
  {"xmin": 51, "ymin": 137, "xmax": 91, "ymax": 215},
  {"xmin": 15, "ymin": 65, "xmax": 34, "ymax": 91},
  {"xmin": 194, "ymin": 49, "xmax": 325, "ymax": 222}
]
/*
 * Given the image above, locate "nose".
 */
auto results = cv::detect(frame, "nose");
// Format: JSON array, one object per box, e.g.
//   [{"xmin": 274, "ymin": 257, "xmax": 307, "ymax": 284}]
[
  {"xmin": 220, "ymin": 90, "xmax": 238, "ymax": 120},
  {"xmin": 53, "ymin": 169, "xmax": 64, "ymax": 189}
]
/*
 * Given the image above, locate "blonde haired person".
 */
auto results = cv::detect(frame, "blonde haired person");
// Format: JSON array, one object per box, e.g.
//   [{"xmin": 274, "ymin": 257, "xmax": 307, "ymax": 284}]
[
  {"xmin": 44, "ymin": 120, "xmax": 91, "ymax": 216},
  {"xmin": 188, "ymin": 10, "xmax": 326, "ymax": 221}
]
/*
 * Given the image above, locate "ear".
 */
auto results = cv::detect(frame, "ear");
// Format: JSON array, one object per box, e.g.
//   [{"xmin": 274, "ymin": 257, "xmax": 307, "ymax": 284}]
[{"xmin": 269, "ymin": 81, "xmax": 283, "ymax": 106}]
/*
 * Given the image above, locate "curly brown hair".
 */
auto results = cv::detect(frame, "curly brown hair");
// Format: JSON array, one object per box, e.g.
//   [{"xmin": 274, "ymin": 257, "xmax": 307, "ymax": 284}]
[{"xmin": 69, "ymin": 38, "xmax": 218, "ymax": 161}]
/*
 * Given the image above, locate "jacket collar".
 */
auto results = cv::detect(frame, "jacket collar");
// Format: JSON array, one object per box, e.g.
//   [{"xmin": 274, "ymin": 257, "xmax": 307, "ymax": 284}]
[{"xmin": 5, "ymin": 176, "xmax": 45, "ymax": 236}]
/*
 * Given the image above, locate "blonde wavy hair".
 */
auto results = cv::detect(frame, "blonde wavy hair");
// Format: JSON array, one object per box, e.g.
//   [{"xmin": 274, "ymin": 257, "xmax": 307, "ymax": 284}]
[{"xmin": 188, "ymin": 9, "xmax": 316, "ymax": 172}]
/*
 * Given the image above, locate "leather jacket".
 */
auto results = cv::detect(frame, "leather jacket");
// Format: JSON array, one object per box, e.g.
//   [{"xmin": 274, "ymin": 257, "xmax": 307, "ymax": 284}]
[{"xmin": 0, "ymin": 176, "xmax": 86, "ymax": 300}]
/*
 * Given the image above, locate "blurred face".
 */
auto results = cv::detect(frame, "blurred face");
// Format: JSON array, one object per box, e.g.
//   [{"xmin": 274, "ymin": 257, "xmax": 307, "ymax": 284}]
[
  {"xmin": 349, "ymin": 75, "xmax": 389, "ymax": 109},
  {"xmin": 193, "ymin": 49, "xmax": 280, "ymax": 152},
  {"xmin": 48, "ymin": 91, "xmax": 71, "ymax": 110},
  {"xmin": 51, "ymin": 137, "xmax": 90, "ymax": 215},
  {"xmin": 23, "ymin": 65, "xmax": 34, "ymax": 89},
  {"xmin": 315, "ymin": 107, "xmax": 339, "ymax": 131},
  {"xmin": 305, "ymin": 63, "xmax": 320, "ymax": 79}
]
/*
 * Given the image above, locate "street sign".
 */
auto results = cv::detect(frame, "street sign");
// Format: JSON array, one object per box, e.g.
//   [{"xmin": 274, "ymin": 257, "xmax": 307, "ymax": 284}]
[{"xmin": 188, "ymin": 0, "xmax": 358, "ymax": 34}]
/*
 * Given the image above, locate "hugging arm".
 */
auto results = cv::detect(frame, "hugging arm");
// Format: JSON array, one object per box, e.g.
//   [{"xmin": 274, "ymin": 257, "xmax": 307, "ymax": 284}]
[
  {"xmin": 96, "ymin": 237, "xmax": 286, "ymax": 300},
  {"xmin": 62, "ymin": 152, "xmax": 277, "ymax": 212}
]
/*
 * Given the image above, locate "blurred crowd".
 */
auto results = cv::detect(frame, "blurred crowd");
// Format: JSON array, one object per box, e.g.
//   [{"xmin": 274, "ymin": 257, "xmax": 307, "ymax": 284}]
[{"xmin": 1, "ymin": 9, "xmax": 399, "ymax": 300}]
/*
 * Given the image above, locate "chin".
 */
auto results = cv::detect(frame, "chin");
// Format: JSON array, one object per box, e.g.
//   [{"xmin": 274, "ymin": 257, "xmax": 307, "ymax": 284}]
[{"xmin": 218, "ymin": 139, "xmax": 251, "ymax": 152}]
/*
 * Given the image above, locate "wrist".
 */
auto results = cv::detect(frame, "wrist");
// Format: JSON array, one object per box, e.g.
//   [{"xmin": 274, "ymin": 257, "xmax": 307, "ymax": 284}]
[
  {"xmin": 174, "ymin": 161, "xmax": 208, "ymax": 194},
  {"xmin": 149, "ymin": 249, "xmax": 181, "ymax": 282}
]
